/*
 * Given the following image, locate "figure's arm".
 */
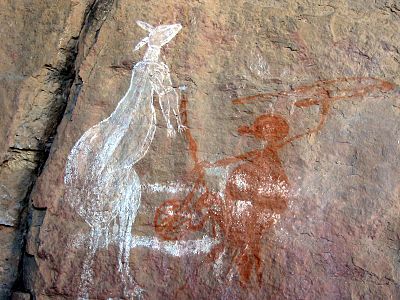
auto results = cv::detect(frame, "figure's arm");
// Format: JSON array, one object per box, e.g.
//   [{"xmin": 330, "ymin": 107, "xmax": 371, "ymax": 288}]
[
  {"xmin": 280, "ymin": 98, "xmax": 330, "ymax": 147},
  {"xmin": 151, "ymin": 67, "xmax": 184, "ymax": 137},
  {"xmin": 201, "ymin": 149, "xmax": 260, "ymax": 169},
  {"xmin": 283, "ymin": 78, "xmax": 396, "ymax": 145},
  {"xmin": 150, "ymin": 69, "xmax": 175, "ymax": 137},
  {"xmin": 160, "ymin": 70, "xmax": 186, "ymax": 133}
]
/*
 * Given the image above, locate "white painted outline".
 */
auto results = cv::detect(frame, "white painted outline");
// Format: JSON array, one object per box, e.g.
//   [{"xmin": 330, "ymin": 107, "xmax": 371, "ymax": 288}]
[{"xmin": 63, "ymin": 21, "xmax": 200, "ymax": 299}]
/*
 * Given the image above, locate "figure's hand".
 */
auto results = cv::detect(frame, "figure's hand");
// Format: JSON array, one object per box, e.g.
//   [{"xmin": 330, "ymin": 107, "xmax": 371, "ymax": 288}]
[
  {"xmin": 198, "ymin": 160, "xmax": 212, "ymax": 169},
  {"xmin": 167, "ymin": 124, "xmax": 176, "ymax": 138},
  {"xmin": 178, "ymin": 124, "xmax": 187, "ymax": 133}
]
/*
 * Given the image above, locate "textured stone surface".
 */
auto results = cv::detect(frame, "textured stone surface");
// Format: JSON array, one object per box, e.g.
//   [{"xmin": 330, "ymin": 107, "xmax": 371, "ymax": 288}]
[
  {"xmin": 1, "ymin": 0, "xmax": 400, "ymax": 299},
  {"xmin": 0, "ymin": 0, "xmax": 72, "ymax": 297},
  {"xmin": 0, "ymin": 0, "xmax": 110, "ymax": 297},
  {"xmin": 11, "ymin": 291, "xmax": 31, "ymax": 300}
]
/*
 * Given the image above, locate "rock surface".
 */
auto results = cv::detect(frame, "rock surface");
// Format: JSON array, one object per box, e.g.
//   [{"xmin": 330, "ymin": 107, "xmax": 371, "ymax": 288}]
[{"xmin": 1, "ymin": 0, "xmax": 400, "ymax": 299}]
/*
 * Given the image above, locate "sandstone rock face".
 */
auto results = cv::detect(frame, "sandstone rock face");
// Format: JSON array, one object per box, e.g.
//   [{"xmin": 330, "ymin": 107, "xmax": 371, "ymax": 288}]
[
  {"xmin": 0, "ymin": 0, "xmax": 112, "ymax": 297},
  {"xmin": 0, "ymin": 0, "xmax": 72, "ymax": 297},
  {"xmin": 1, "ymin": 0, "xmax": 400, "ymax": 299}
]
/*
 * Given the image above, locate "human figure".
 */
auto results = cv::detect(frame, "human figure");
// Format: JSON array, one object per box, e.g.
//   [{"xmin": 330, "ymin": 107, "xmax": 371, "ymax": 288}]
[
  {"xmin": 155, "ymin": 77, "xmax": 395, "ymax": 286},
  {"xmin": 201, "ymin": 111, "xmax": 325, "ymax": 285},
  {"xmin": 155, "ymin": 93, "xmax": 329, "ymax": 285},
  {"xmin": 200, "ymin": 77, "xmax": 395, "ymax": 284}
]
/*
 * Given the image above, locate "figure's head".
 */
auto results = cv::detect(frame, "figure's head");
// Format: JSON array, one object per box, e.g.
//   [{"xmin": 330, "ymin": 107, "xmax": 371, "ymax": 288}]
[
  {"xmin": 238, "ymin": 114, "xmax": 289, "ymax": 142},
  {"xmin": 134, "ymin": 21, "xmax": 182, "ymax": 50}
]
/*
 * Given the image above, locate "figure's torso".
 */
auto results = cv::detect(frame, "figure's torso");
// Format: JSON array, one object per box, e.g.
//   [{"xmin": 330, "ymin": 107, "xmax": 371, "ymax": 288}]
[
  {"xmin": 225, "ymin": 148, "xmax": 289, "ymax": 211},
  {"xmin": 66, "ymin": 60, "xmax": 171, "ymax": 188}
]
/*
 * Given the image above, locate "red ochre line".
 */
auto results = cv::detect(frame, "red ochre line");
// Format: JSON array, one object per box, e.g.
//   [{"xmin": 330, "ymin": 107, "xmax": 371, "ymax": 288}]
[{"xmin": 232, "ymin": 77, "xmax": 395, "ymax": 105}]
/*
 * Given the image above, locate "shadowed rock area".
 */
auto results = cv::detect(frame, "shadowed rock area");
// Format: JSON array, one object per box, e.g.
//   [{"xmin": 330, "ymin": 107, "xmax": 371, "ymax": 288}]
[{"xmin": 0, "ymin": 0, "xmax": 399, "ymax": 299}]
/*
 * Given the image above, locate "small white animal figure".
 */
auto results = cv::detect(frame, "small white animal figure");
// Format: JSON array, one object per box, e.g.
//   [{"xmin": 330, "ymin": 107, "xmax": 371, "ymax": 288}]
[{"xmin": 63, "ymin": 20, "xmax": 183, "ymax": 299}]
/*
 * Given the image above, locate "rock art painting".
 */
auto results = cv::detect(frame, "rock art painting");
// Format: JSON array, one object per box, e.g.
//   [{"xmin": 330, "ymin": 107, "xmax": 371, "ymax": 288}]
[
  {"xmin": 63, "ymin": 21, "xmax": 185, "ymax": 298},
  {"xmin": 154, "ymin": 77, "xmax": 395, "ymax": 286},
  {"xmin": 62, "ymin": 19, "xmax": 397, "ymax": 297}
]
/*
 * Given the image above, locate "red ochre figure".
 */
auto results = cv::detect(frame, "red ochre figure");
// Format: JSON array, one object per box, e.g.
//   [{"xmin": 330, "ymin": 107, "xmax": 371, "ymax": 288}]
[{"xmin": 154, "ymin": 77, "xmax": 395, "ymax": 286}]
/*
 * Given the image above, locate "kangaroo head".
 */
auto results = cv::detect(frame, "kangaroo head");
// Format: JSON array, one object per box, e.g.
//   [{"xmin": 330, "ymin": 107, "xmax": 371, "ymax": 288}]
[{"xmin": 135, "ymin": 21, "xmax": 182, "ymax": 51}]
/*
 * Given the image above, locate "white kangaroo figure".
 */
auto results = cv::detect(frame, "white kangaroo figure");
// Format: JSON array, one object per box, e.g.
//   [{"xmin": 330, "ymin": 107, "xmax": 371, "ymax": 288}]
[{"xmin": 63, "ymin": 20, "xmax": 183, "ymax": 298}]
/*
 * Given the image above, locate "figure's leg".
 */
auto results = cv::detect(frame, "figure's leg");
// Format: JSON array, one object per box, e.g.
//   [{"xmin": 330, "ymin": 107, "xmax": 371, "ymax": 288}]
[
  {"xmin": 120, "ymin": 207, "xmax": 139, "ymax": 297},
  {"xmin": 117, "ymin": 201, "xmax": 134, "ymax": 276},
  {"xmin": 55, "ymin": 230, "xmax": 84, "ymax": 293},
  {"xmin": 233, "ymin": 246, "xmax": 256, "ymax": 286},
  {"xmin": 115, "ymin": 178, "xmax": 138, "ymax": 272},
  {"xmin": 116, "ymin": 204, "xmax": 127, "ymax": 274},
  {"xmin": 78, "ymin": 227, "xmax": 101, "ymax": 299},
  {"xmin": 252, "ymin": 243, "xmax": 264, "ymax": 286},
  {"xmin": 117, "ymin": 177, "xmax": 144, "ymax": 298},
  {"xmin": 223, "ymin": 247, "xmax": 239, "ymax": 279},
  {"xmin": 206, "ymin": 242, "xmax": 225, "ymax": 263},
  {"xmin": 118, "ymin": 200, "xmax": 133, "ymax": 275}
]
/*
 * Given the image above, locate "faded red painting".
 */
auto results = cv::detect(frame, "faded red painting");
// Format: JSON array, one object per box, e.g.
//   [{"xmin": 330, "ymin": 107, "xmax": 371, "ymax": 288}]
[{"xmin": 154, "ymin": 77, "xmax": 395, "ymax": 286}]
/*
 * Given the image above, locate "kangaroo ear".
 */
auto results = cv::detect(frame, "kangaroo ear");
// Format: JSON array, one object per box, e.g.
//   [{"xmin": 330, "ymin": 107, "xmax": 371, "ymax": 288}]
[{"xmin": 136, "ymin": 20, "xmax": 154, "ymax": 32}]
